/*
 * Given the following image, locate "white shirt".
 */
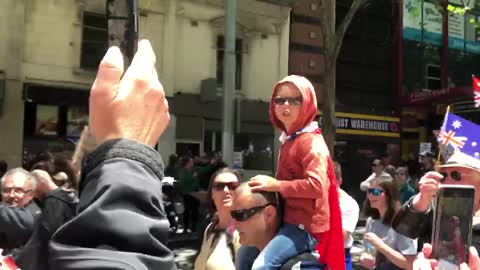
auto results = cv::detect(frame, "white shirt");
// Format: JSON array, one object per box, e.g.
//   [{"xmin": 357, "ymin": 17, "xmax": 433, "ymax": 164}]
[{"xmin": 339, "ymin": 189, "xmax": 360, "ymax": 248}]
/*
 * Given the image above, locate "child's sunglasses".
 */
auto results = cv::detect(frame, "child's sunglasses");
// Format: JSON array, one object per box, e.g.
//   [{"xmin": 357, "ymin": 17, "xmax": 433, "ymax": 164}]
[
  {"xmin": 273, "ymin": 96, "xmax": 302, "ymax": 106},
  {"xmin": 367, "ymin": 188, "xmax": 384, "ymax": 196}
]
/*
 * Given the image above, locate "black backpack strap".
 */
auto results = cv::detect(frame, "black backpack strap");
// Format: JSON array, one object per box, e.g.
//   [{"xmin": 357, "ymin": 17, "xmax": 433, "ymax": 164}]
[{"xmin": 279, "ymin": 252, "xmax": 330, "ymax": 270}]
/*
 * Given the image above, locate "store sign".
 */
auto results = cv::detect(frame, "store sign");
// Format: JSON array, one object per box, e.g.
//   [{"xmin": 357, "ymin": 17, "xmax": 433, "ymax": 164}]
[
  {"xmin": 401, "ymin": 86, "xmax": 472, "ymax": 105},
  {"xmin": 419, "ymin": 142, "xmax": 432, "ymax": 154},
  {"xmin": 403, "ymin": 0, "xmax": 480, "ymax": 54},
  {"xmin": 317, "ymin": 112, "xmax": 400, "ymax": 138},
  {"xmin": 423, "ymin": 2, "xmax": 443, "ymax": 45},
  {"xmin": 403, "ymin": 0, "xmax": 423, "ymax": 41},
  {"xmin": 449, "ymin": 12, "xmax": 465, "ymax": 49}
]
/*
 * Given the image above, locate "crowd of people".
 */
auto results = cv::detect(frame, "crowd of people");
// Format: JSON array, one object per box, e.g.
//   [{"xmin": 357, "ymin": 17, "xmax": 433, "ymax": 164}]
[{"xmin": 1, "ymin": 40, "xmax": 480, "ymax": 270}]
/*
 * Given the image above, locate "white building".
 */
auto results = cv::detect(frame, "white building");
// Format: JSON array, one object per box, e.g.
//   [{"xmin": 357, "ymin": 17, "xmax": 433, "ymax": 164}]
[{"xmin": 0, "ymin": 0, "xmax": 291, "ymax": 173}]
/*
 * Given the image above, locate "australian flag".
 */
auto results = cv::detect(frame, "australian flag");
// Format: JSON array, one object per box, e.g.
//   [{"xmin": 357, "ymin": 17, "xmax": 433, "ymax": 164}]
[{"xmin": 438, "ymin": 112, "xmax": 480, "ymax": 160}]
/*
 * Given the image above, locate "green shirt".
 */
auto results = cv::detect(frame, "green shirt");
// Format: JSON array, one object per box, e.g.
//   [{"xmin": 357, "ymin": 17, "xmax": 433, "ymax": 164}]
[
  {"xmin": 399, "ymin": 178, "xmax": 416, "ymax": 205},
  {"xmin": 177, "ymin": 168, "xmax": 199, "ymax": 194}
]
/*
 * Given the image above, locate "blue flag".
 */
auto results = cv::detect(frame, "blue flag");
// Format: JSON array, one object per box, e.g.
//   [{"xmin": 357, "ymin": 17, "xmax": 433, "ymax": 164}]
[{"xmin": 438, "ymin": 112, "xmax": 480, "ymax": 160}]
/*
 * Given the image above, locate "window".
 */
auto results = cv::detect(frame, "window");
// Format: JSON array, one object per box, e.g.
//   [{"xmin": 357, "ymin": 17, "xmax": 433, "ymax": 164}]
[
  {"xmin": 426, "ymin": 64, "xmax": 441, "ymax": 90},
  {"xmin": 35, "ymin": 105, "xmax": 59, "ymax": 136},
  {"xmin": 403, "ymin": 40, "xmax": 442, "ymax": 94},
  {"xmin": 81, "ymin": 12, "xmax": 108, "ymax": 69},
  {"xmin": 234, "ymin": 133, "xmax": 274, "ymax": 171},
  {"xmin": 67, "ymin": 107, "xmax": 89, "ymax": 137},
  {"xmin": 216, "ymin": 36, "xmax": 243, "ymax": 90}
]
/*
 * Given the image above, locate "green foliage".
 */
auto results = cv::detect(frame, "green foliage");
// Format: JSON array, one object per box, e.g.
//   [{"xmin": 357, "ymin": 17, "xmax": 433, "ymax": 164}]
[{"xmin": 447, "ymin": 4, "xmax": 471, "ymax": 15}]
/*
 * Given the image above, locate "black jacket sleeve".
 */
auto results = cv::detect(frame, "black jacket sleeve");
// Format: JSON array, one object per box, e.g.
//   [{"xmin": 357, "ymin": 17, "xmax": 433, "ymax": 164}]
[
  {"xmin": 49, "ymin": 139, "xmax": 176, "ymax": 270},
  {"xmin": 0, "ymin": 202, "xmax": 36, "ymax": 250},
  {"xmin": 392, "ymin": 197, "xmax": 433, "ymax": 242}
]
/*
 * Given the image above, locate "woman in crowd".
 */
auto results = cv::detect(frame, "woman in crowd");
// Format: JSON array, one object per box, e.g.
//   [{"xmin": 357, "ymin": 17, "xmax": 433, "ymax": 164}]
[
  {"xmin": 360, "ymin": 175, "xmax": 418, "ymax": 270},
  {"xmin": 194, "ymin": 168, "xmax": 241, "ymax": 270}
]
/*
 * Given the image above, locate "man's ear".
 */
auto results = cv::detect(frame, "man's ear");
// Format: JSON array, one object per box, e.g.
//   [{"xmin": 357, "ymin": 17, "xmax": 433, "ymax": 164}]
[{"xmin": 264, "ymin": 205, "xmax": 277, "ymax": 222}]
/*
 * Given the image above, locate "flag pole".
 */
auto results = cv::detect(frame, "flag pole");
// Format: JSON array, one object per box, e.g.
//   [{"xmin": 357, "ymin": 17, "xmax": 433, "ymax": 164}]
[{"xmin": 436, "ymin": 105, "xmax": 451, "ymax": 169}]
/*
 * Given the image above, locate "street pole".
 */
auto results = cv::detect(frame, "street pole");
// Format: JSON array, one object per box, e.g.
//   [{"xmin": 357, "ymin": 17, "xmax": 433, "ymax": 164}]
[{"xmin": 222, "ymin": 0, "xmax": 236, "ymax": 166}]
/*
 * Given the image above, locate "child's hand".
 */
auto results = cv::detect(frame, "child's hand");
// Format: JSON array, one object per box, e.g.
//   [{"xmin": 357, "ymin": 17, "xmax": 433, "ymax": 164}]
[{"xmin": 248, "ymin": 175, "xmax": 280, "ymax": 192}]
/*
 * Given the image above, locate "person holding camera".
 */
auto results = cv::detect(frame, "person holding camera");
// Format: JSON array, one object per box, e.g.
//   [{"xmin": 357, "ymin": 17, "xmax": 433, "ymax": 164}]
[{"xmin": 392, "ymin": 152, "xmax": 480, "ymax": 270}]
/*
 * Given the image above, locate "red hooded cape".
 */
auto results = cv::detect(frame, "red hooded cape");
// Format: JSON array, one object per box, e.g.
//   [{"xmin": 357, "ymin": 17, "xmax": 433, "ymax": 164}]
[{"xmin": 269, "ymin": 75, "xmax": 345, "ymax": 270}]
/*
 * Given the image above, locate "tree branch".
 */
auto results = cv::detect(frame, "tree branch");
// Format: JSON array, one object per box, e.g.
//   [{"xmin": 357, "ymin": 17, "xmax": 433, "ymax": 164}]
[{"xmin": 333, "ymin": 0, "xmax": 369, "ymax": 62}]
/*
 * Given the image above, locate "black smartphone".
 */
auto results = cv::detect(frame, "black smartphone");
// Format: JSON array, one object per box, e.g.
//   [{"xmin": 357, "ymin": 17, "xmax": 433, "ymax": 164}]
[
  {"xmin": 106, "ymin": 0, "xmax": 138, "ymax": 68},
  {"xmin": 432, "ymin": 185, "xmax": 475, "ymax": 270}
]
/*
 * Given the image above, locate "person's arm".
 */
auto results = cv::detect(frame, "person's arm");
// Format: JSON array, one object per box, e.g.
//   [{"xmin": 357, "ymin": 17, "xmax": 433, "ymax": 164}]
[
  {"xmin": 340, "ymin": 192, "xmax": 360, "ymax": 242},
  {"xmin": 365, "ymin": 232, "xmax": 417, "ymax": 269},
  {"xmin": 278, "ymin": 134, "xmax": 330, "ymax": 199},
  {"xmin": 360, "ymin": 173, "xmax": 375, "ymax": 192},
  {"xmin": 0, "ymin": 203, "xmax": 36, "ymax": 249},
  {"xmin": 49, "ymin": 139, "xmax": 176, "ymax": 270},
  {"xmin": 40, "ymin": 189, "xmax": 77, "ymax": 235},
  {"xmin": 392, "ymin": 197, "xmax": 433, "ymax": 240},
  {"xmin": 376, "ymin": 242, "xmax": 416, "ymax": 269}
]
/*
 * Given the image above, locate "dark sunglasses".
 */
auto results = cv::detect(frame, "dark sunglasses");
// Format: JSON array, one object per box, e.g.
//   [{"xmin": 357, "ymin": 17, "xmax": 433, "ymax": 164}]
[
  {"xmin": 440, "ymin": 171, "xmax": 462, "ymax": 181},
  {"xmin": 367, "ymin": 188, "xmax": 384, "ymax": 196},
  {"xmin": 230, "ymin": 203, "xmax": 275, "ymax": 222},
  {"xmin": 212, "ymin": 182, "xmax": 239, "ymax": 191},
  {"xmin": 273, "ymin": 96, "xmax": 302, "ymax": 106}
]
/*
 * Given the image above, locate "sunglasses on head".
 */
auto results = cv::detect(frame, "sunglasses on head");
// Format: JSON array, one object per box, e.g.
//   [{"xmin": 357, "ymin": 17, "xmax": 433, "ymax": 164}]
[
  {"xmin": 212, "ymin": 182, "xmax": 239, "ymax": 191},
  {"xmin": 440, "ymin": 171, "xmax": 462, "ymax": 181},
  {"xmin": 273, "ymin": 96, "xmax": 302, "ymax": 106},
  {"xmin": 230, "ymin": 203, "xmax": 276, "ymax": 222},
  {"xmin": 367, "ymin": 188, "xmax": 384, "ymax": 196}
]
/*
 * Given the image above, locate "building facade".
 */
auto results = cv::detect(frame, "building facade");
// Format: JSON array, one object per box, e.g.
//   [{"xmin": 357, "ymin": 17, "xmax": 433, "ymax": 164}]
[
  {"xmin": 0, "ymin": 0, "xmax": 291, "ymax": 174},
  {"xmin": 399, "ymin": 0, "xmax": 480, "ymax": 160}
]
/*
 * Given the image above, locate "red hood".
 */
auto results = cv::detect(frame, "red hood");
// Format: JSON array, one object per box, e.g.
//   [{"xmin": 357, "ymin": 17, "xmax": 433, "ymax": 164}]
[{"xmin": 269, "ymin": 75, "xmax": 318, "ymax": 135}]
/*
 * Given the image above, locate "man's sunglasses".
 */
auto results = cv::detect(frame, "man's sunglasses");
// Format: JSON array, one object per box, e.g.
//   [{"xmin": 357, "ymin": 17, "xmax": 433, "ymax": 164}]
[
  {"xmin": 212, "ymin": 182, "xmax": 239, "ymax": 191},
  {"xmin": 273, "ymin": 96, "xmax": 302, "ymax": 106},
  {"xmin": 230, "ymin": 203, "xmax": 276, "ymax": 222},
  {"xmin": 367, "ymin": 188, "xmax": 384, "ymax": 196},
  {"xmin": 440, "ymin": 171, "xmax": 462, "ymax": 181}
]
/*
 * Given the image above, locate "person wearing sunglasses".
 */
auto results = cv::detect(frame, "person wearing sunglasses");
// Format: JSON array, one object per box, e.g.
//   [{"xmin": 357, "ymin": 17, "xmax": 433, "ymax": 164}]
[
  {"xmin": 392, "ymin": 152, "xmax": 480, "ymax": 270},
  {"xmin": 394, "ymin": 167, "xmax": 416, "ymax": 205},
  {"xmin": 360, "ymin": 159, "xmax": 390, "ymax": 192},
  {"xmin": 194, "ymin": 168, "xmax": 241, "ymax": 270},
  {"xmin": 232, "ymin": 183, "xmax": 325, "ymax": 270},
  {"xmin": 238, "ymin": 75, "xmax": 344, "ymax": 270},
  {"xmin": 360, "ymin": 175, "xmax": 418, "ymax": 270}
]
